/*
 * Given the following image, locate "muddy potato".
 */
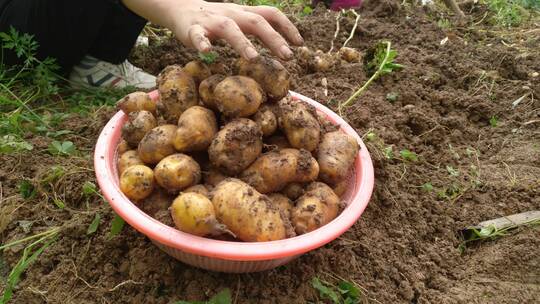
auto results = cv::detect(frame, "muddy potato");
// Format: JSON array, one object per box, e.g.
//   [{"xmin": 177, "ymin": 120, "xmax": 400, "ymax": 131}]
[
  {"xmin": 118, "ymin": 150, "xmax": 144, "ymax": 175},
  {"xmin": 278, "ymin": 98, "xmax": 321, "ymax": 152},
  {"xmin": 138, "ymin": 124, "xmax": 177, "ymax": 165},
  {"xmin": 183, "ymin": 184, "xmax": 211, "ymax": 198},
  {"xmin": 235, "ymin": 56, "xmax": 290, "ymax": 100},
  {"xmin": 313, "ymin": 50, "xmax": 336, "ymax": 72},
  {"xmin": 140, "ymin": 187, "xmax": 175, "ymax": 217},
  {"xmin": 121, "ymin": 111, "xmax": 157, "ymax": 146},
  {"xmin": 183, "ymin": 60, "xmax": 212, "ymax": 85},
  {"xmin": 208, "ymin": 118, "xmax": 263, "ymax": 175},
  {"xmin": 268, "ymin": 193, "xmax": 293, "ymax": 219},
  {"xmin": 338, "ymin": 47, "xmax": 361, "ymax": 63},
  {"xmin": 174, "ymin": 106, "xmax": 217, "ymax": 152},
  {"xmin": 240, "ymin": 148, "xmax": 319, "ymax": 194},
  {"xmin": 170, "ymin": 192, "xmax": 228, "ymax": 237},
  {"xmin": 212, "ymin": 179, "xmax": 294, "ymax": 242},
  {"xmin": 318, "ymin": 131, "xmax": 359, "ymax": 185},
  {"xmin": 203, "ymin": 167, "xmax": 228, "ymax": 187},
  {"xmin": 117, "ymin": 139, "xmax": 131, "ymax": 155},
  {"xmin": 316, "ymin": 111, "xmax": 339, "ymax": 134},
  {"xmin": 154, "ymin": 154, "xmax": 201, "ymax": 192},
  {"xmin": 156, "ymin": 65, "xmax": 198, "ymax": 123},
  {"xmin": 208, "ymin": 61, "xmax": 228, "ymax": 75},
  {"xmin": 291, "ymin": 182, "xmax": 340, "ymax": 234},
  {"xmin": 252, "ymin": 104, "xmax": 277, "ymax": 137},
  {"xmin": 296, "ymin": 46, "xmax": 314, "ymax": 67},
  {"xmin": 281, "ymin": 182, "xmax": 305, "ymax": 200},
  {"xmin": 265, "ymin": 134, "xmax": 291, "ymax": 151},
  {"xmin": 199, "ymin": 74, "xmax": 226, "ymax": 111},
  {"xmin": 332, "ymin": 179, "xmax": 348, "ymax": 198},
  {"xmin": 120, "ymin": 165, "xmax": 155, "ymax": 201},
  {"xmin": 213, "ymin": 76, "xmax": 266, "ymax": 117},
  {"xmin": 117, "ymin": 91, "xmax": 156, "ymax": 115}
]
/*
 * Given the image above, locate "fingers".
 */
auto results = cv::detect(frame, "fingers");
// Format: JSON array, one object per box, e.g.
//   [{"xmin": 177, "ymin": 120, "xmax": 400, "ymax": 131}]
[
  {"xmin": 206, "ymin": 16, "xmax": 259, "ymax": 60},
  {"xmin": 243, "ymin": 6, "xmax": 304, "ymax": 46},
  {"xmin": 188, "ymin": 24, "xmax": 212, "ymax": 52}
]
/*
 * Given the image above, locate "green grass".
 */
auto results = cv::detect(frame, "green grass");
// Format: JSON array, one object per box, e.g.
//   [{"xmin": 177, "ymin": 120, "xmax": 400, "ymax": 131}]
[{"xmin": 484, "ymin": 0, "xmax": 539, "ymax": 27}]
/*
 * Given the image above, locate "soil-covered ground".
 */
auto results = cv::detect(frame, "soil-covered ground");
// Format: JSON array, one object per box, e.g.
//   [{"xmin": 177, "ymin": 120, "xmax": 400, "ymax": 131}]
[{"xmin": 1, "ymin": 0, "xmax": 539, "ymax": 303}]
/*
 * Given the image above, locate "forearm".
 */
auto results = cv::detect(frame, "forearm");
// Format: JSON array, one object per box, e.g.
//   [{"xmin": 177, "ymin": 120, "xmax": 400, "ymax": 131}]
[{"xmin": 121, "ymin": 0, "xmax": 202, "ymax": 30}]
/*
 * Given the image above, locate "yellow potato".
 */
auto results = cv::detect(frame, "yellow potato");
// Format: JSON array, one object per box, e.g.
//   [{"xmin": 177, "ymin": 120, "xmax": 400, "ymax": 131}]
[
  {"xmin": 235, "ymin": 56, "xmax": 290, "ymax": 100},
  {"xmin": 291, "ymin": 182, "xmax": 340, "ymax": 234},
  {"xmin": 117, "ymin": 139, "xmax": 131, "ymax": 155},
  {"xmin": 332, "ymin": 179, "xmax": 348, "ymax": 198},
  {"xmin": 212, "ymin": 179, "xmax": 294, "ymax": 242},
  {"xmin": 277, "ymin": 98, "xmax": 321, "ymax": 152},
  {"xmin": 117, "ymin": 91, "xmax": 156, "ymax": 115},
  {"xmin": 156, "ymin": 65, "xmax": 198, "ymax": 123},
  {"xmin": 170, "ymin": 192, "xmax": 228, "ymax": 237},
  {"xmin": 121, "ymin": 110, "xmax": 157, "ymax": 146},
  {"xmin": 137, "ymin": 124, "xmax": 177, "ymax": 165},
  {"xmin": 265, "ymin": 134, "xmax": 291, "ymax": 151},
  {"xmin": 213, "ymin": 75, "xmax": 266, "ymax": 117},
  {"xmin": 317, "ymin": 131, "xmax": 359, "ymax": 185},
  {"xmin": 183, "ymin": 60, "xmax": 212, "ymax": 85},
  {"xmin": 268, "ymin": 193, "xmax": 293, "ymax": 219},
  {"xmin": 140, "ymin": 187, "xmax": 175, "ymax": 217},
  {"xmin": 313, "ymin": 50, "xmax": 336, "ymax": 72},
  {"xmin": 174, "ymin": 106, "xmax": 217, "ymax": 152},
  {"xmin": 120, "ymin": 165, "xmax": 155, "ymax": 201},
  {"xmin": 281, "ymin": 182, "xmax": 305, "ymax": 200},
  {"xmin": 199, "ymin": 74, "xmax": 226, "ymax": 111},
  {"xmin": 183, "ymin": 184, "xmax": 211, "ymax": 198},
  {"xmin": 117, "ymin": 150, "xmax": 144, "ymax": 175},
  {"xmin": 203, "ymin": 167, "xmax": 228, "ymax": 187},
  {"xmin": 252, "ymin": 104, "xmax": 277, "ymax": 137},
  {"xmin": 338, "ymin": 47, "xmax": 361, "ymax": 63},
  {"xmin": 154, "ymin": 154, "xmax": 201, "ymax": 192}
]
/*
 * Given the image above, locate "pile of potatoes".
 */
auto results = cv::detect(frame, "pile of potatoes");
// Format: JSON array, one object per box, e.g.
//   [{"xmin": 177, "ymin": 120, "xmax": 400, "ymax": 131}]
[{"xmin": 115, "ymin": 55, "xmax": 359, "ymax": 242}]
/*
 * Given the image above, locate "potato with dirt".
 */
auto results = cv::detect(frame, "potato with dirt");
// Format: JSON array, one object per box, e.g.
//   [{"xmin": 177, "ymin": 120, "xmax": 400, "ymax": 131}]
[
  {"xmin": 338, "ymin": 47, "xmax": 361, "ymax": 63},
  {"xmin": 252, "ymin": 104, "xmax": 278, "ymax": 137},
  {"xmin": 291, "ymin": 182, "xmax": 340, "ymax": 234},
  {"xmin": 156, "ymin": 65, "xmax": 198, "ymax": 123},
  {"xmin": 121, "ymin": 110, "xmax": 157, "ymax": 146},
  {"xmin": 173, "ymin": 106, "xmax": 217, "ymax": 152},
  {"xmin": 213, "ymin": 75, "xmax": 266, "ymax": 117},
  {"xmin": 138, "ymin": 124, "xmax": 177, "ymax": 164},
  {"xmin": 170, "ymin": 192, "xmax": 228, "ymax": 237},
  {"xmin": 203, "ymin": 167, "xmax": 228, "ymax": 187},
  {"xmin": 183, "ymin": 184, "xmax": 211, "ymax": 198},
  {"xmin": 117, "ymin": 139, "xmax": 131, "ymax": 155},
  {"xmin": 208, "ymin": 118, "xmax": 263, "ymax": 175},
  {"xmin": 277, "ymin": 98, "xmax": 321, "ymax": 152},
  {"xmin": 198, "ymin": 74, "xmax": 226, "ymax": 111},
  {"xmin": 332, "ymin": 179, "xmax": 348, "ymax": 198},
  {"xmin": 268, "ymin": 193, "xmax": 294, "ymax": 219},
  {"xmin": 118, "ymin": 150, "xmax": 144, "ymax": 175},
  {"xmin": 240, "ymin": 148, "xmax": 319, "ymax": 194},
  {"xmin": 317, "ymin": 131, "xmax": 359, "ymax": 185},
  {"xmin": 140, "ymin": 187, "xmax": 175, "ymax": 217},
  {"xmin": 117, "ymin": 91, "xmax": 156, "ymax": 115},
  {"xmin": 235, "ymin": 56, "xmax": 290, "ymax": 100},
  {"xmin": 265, "ymin": 134, "xmax": 291, "ymax": 151},
  {"xmin": 281, "ymin": 182, "xmax": 305, "ymax": 200},
  {"xmin": 120, "ymin": 165, "xmax": 155, "ymax": 201},
  {"xmin": 212, "ymin": 178, "xmax": 294, "ymax": 242},
  {"xmin": 183, "ymin": 60, "xmax": 212, "ymax": 85},
  {"xmin": 154, "ymin": 154, "xmax": 201, "ymax": 192}
]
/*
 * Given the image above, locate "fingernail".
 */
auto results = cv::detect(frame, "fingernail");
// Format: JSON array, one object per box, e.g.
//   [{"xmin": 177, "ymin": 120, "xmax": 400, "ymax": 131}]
[
  {"xmin": 244, "ymin": 47, "xmax": 259, "ymax": 60},
  {"xmin": 200, "ymin": 41, "xmax": 211, "ymax": 52},
  {"xmin": 296, "ymin": 33, "xmax": 304, "ymax": 45},
  {"xmin": 280, "ymin": 45, "xmax": 293, "ymax": 59}
]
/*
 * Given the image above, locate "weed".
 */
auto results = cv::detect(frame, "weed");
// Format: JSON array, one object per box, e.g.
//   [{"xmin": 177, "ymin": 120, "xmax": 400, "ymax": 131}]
[
  {"xmin": 437, "ymin": 18, "xmax": 452, "ymax": 29},
  {"xmin": 489, "ymin": 115, "xmax": 498, "ymax": 127},
  {"xmin": 175, "ymin": 288, "xmax": 231, "ymax": 304},
  {"xmin": 87, "ymin": 214, "xmax": 101, "ymax": 235},
  {"xmin": 0, "ymin": 135, "xmax": 33, "ymax": 154},
  {"xmin": 484, "ymin": 0, "xmax": 538, "ymax": 27},
  {"xmin": 198, "ymin": 51, "xmax": 218, "ymax": 64},
  {"xmin": 47, "ymin": 140, "xmax": 77, "ymax": 156},
  {"xmin": 399, "ymin": 149, "xmax": 418, "ymax": 162},
  {"xmin": 446, "ymin": 165, "xmax": 460, "ymax": 177},
  {"xmin": 365, "ymin": 131, "xmax": 376, "ymax": 142},
  {"xmin": 311, "ymin": 277, "xmax": 363, "ymax": 304},
  {"xmin": 108, "ymin": 214, "xmax": 126, "ymax": 239},
  {"xmin": 421, "ymin": 182, "xmax": 434, "ymax": 192},
  {"xmin": 386, "ymin": 92, "xmax": 399, "ymax": 103},
  {"xmin": 18, "ymin": 180, "xmax": 37, "ymax": 199},
  {"xmin": 383, "ymin": 146, "xmax": 394, "ymax": 160}
]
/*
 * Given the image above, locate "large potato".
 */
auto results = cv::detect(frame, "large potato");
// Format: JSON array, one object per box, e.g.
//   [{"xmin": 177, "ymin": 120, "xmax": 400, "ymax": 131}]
[
  {"xmin": 118, "ymin": 150, "xmax": 144, "ymax": 175},
  {"xmin": 199, "ymin": 74, "xmax": 225, "ymax": 111},
  {"xmin": 265, "ymin": 134, "xmax": 291, "ymax": 151},
  {"xmin": 121, "ymin": 110, "xmax": 157, "ymax": 146},
  {"xmin": 240, "ymin": 148, "xmax": 319, "ymax": 194},
  {"xmin": 235, "ymin": 56, "xmax": 290, "ymax": 101},
  {"xmin": 317, "ymin": 131, "xmax": 359, "ymax": 185},
  {"xmin": 138, "ymin": 124, "xmax": 177, "ymax": 165},
  {"xmin": 170, "ymin": 192, "xmax": 228, "ymax": 237},
  {"xmin": 278, "ymin": 98, "xmax": 321, "ymax": 152},
  {"xmin": 174, "ymin": 106, "xmax": 217, "ymax": 152},
  {"xmin": 208, "ymin": 118, "xmax": 263, "ymax": 175},
  {"xmin": 156, "ymin": 65, "xmax": 198, "ymax": 123},
  {"xmin": 117, "ymin": 91, "xmax": 156, "ymax": 115},
  {"xmin": 154, "ymin": 154, "xmax": 201, "ymax": 192},
  {"xmin": 291, "ymin": 182, "xmax": 339, "ymax": 234},
  {"xmin": 120, "ymin": 165, "xmax": 155, "ymax": 201},
  {"xmin": 252, "ymin": 104, "xmax": 277, "ymax": 137},
  {"xmin": 183, "ymin": 60, "xmax": 212, "ymax": 85},
  {"xmin": 268, "ymin": 193, "xmax": 293, "ymax": 219},
  {"xmin": 212, "ymin": 179, "xmax": 293, "ymax": 242},
  {"xmin": 213, "ymin": 76, "xmax": 266, "ymax": 117}
]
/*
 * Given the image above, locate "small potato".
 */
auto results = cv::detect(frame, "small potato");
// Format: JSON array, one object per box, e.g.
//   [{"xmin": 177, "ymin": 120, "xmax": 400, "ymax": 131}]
[
  {"xmin": 174, "ymin": 106, "xmax": 218, "ymax": 152},
  {"xmin": 120, "ymin": 165, "xmax": 155, "ymax": 201},
  {"xmin": 117, "ymin": 139, "xmax": 131, "ymax": 155},
  {"xmin": 240, "ymin": 148, "xmax": 319, "ymax": 194},
  {"xmin": 212, "ymin": 179, "xmax": 294, "ymax": 242},
  {"xmin": 281, "ymin": 182, "xmax": 305, "ymax": 200},
  {"xmin": 156, "ymin": 65, "xmax": 198, "ymax": 123},
  {"xmin": 118, "ymin": 150, "xmax": 144, "ymax": 175},
  {"xmin": 117, "ymin": 91, "xmax": 156, "ymax": 115},
  {"xmin": 278, "ymin": 98, "xmax": 321, "ymax": 152},
  {"xmin": 332, "ymin": 179, "xmax": 348, "ymax": 198},
  {"xmin": 296, "ymin": 46, "xmax": 314, "ymax": 67},
  {"xmin": 208, "ymin": 61, "xmax": 229, "ymax": 75},
  {"xmin": 154, "ymin": 154, "xmax": 201, "ymax": 192},
  {"xmin": 199, "ymin": 74, "xmax": 226, "ymax": 111},
  {"xmin": 317, "ymin": 131, "xmax": 359, "ymax": 185},
  {"xmin": 183, "ymin": 184, "xmax": 211, "ymax": 198},
  {"xmin": 138, "ymin": 124, "xmax": 177, "ymax": 165},
  {"xmin": 183, "ymin": 60, "xmax": 212, "ymax": 85},
  {"xmin": 268, "ymin": 193, "xmax": 293, "ymax": 219},
  {"xmin": 170, "ymin": 192, "xmax": 228, "ymax": 237},
  {"xmin": 313, "ymin": 50, "xmax": 336, "ymax": 72},
  {"xmin": 338, "ymin": 47, "xmax": 361, "ymax": 63},
  {"xmin": 203, "ymin": 167, "xmax": 228, "ymax": 187},
  {"xmin": 214, "ymin": 76, "xmax": 266, "ymax": 117},
  {"xmin": 291, "ymin": 182, "xmax": 339, "ymax": 234},
  {"xmin": 208, "ymin": 118, "xmax": 263, "ymax": 175},
  {"xmin": 121, "ymin": 110, "xmax": 157, "ymax": 146},
  {"xmin": 235, "ymin": 56, "xmax": 290, "ymax": 101},
  {"xmin": 140, "ymin": 187, "xmax": 175, "ymax": 217},
  {"xmin": 252, "ymin": 104, "xmax": 277, "ymax": 137},
  {"xmin": 265, "ymin": 134, "xmax": 291, "ymax": 151}
]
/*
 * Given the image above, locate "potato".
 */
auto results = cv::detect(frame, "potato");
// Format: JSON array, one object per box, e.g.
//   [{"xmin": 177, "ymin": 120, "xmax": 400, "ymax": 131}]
[
  {"xmin": 252, "ymin": 104, "xmax": 277, "ymax": 137},
  {"xmin": 120, "ymin": 165, "xmax": 155, "ymax": 201},
  {"xmin": 268, "ymin": 193, "xmax": 293, "ymax": 219},
  {"xmin": 170, "ymin": 192, "xmax": 228, "ymax": 237},
  {"xmin": 281, "ymin": 182, "xmax": 305, "ymax": 200},
  {"xmin": 183, "ymin": 60, "xmax": 212, "ymax": 85},
  {"xmin": 117, "ymin": 139, "xmax": 131, "ymax": 155},
  {"xmin": 240, "ymin": 148, "xmax": 319, "ymax": 194},
  {"xmin": 156, "ymin": 65, "xmax": 198, "ymax": 123},
  {"xmin": 208, "ymin": 118, "xmax": 263, "ymax": 175},
  {"xmin": 138, "ymin": 124, "xmax": 177, "ymax": 165},
  {"xmin": 140, "ymin": 187, "xmax": 175, "ymax": 217},
  {"xmin": 174, "ymin": 106, "xmax": 217, "ymax": 152},
  {"xmin": 291, "ymin": 182, "xmax": 339, "ymax": 234},
  {"xmin": 118, "ymin": 150, "xmax": 144, "ymax": 175},
  {"xmin": 316, "ymin": 112, "xmax": 339, "ymax": 134},
  {"xmin": 313, "ymin": 50, "xmax": 336, "ymax": 72},
  {"xmin": 317, "ymin": 131, "xmax": 359, "ymax": 185},
  {"xmin": 208, "ymin": 61, "xmax": 228, "ymax": 75},
  {"xmin": 332, "ymin": 179, "xmax": 348, "ymax": 198},
  {"xmin": 199, "ymin": 74, "xmax": 226, "ymax": 111},
  {"xmin": 212, "ymin": 179, "xmax": 293, "ymax": 242},
  {"xmin": 154, "ymin": 154, "xmax": 201, "ymax": 192},
  {"xmin": 121, "ymin": 110, "xmax": 157, "ymax": 146},
  {"xmin": 183, "ymin": 184, "xmax": 211, "ymax": 198},
  {"xmin": 213, "ymin": 76, "xmax": 266, "ymax": 117},
  {"xmin": 203, "ymin": 167, "xmax": 228, "ymax": 187},
  {"xmin": 338, "ymin": 47, "xmax": 361, "ymax": 63},
  {"xmin": 265, "ymin": 134, "xmax": 291, "ymax": 151},
  {"xmin": 117, "ymin": 91, "xmax": 156, "ymax": 115},
  {"xmin": 277, "ymin": 98, "xmax": 321, "ymax": 152},
  {"xmin": 235, "ymin": 56, "xmax": 290, "ymax": 101},
  {"xmin": 296, "ymin": 46, "xmax": 314, "ymax": 66}
]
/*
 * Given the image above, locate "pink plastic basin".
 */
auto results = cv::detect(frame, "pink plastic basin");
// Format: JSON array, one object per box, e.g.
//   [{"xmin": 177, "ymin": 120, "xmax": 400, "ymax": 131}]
[{"xmin": 94, "ymin": 90, "xmax": 374, "ymax": 273}]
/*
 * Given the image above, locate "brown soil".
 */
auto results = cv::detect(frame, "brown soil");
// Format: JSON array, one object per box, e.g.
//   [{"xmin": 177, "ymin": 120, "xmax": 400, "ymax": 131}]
[{"xmin": 1, "ymin": 1, "xmax": 539, "ymax": 303}]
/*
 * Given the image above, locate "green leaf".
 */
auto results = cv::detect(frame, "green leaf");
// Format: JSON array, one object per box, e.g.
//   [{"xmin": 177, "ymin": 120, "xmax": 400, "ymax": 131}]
[
  {"xmin": 386, "ymin": 92, "xmax": 399, "ymax": 102},
  {"xmin": 0, "ymin": 135, "xmax": 33, "ymax": 154},
  {"xmin": 208, "ymin": 289, "xmax": 232, "ymax": 304},
  {"xmin": 477, "ymin": 226, "xmax": 496, "ymax": 238},
  {"xmin": 87, "ymin": 214, "xmax": 101, "ymax": 235},
  {"xmin": 489, "ymin": 116, "xmax": 498, "ymax": 127},
  {"xmin": 446, "ymin": 165, "xmax": 460, "ymax": 177},
  {"xmin": 365, "ymin": 132, "xmax": 376, "ymax": 142},
  {"xmin": 52, "ymin": 198, "xmax": 65, "ymax": 209},
  {"xmin": 109, "ymin": 214, "xmax": 125, "ymax": 238},
  {"xmin": 338, "ymin": 281, "xmax": 361, "ymax": 300},
  {"xmin": 383, "ymin": 146, "xmax": 394, "ymax": 160},
  {"xmin": 82, "ymin": 181, "xmax": 97, "ymax": 196},
  {"xmin": 421, "ymin": 182, "xmax": 434, "ymax": 192},
  {"xmin": 198, "ymin": 52, "xmax": 218, "ymax": 64},
  {"xmin": 311, "ymin": 278, "xmax": 340, "ymax": 304},
  {"xmin": 47, "ymin": 140, "xmax": 76, "ymax": 156},
  {"xmin": 302, "ymin": 6, "xmax": 313, "ymax": 16},
  {"xmin": 19, "ymin": 180, "xmax": 36, "ymax": 199},
  {"xmin": 400, "ymin": 149, "xmax": 418, "ymax": 162}
]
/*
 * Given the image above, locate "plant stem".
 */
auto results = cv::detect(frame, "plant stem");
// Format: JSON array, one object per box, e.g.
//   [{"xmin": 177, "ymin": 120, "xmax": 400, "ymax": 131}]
[
  {"xmin": 342, "ymin": 10, "xmax": 360, "ymax": 48},
  {"xmin": 0, "ymin": 227, "xmax": 60, "ymax": 251}
]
